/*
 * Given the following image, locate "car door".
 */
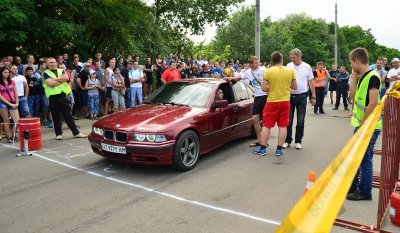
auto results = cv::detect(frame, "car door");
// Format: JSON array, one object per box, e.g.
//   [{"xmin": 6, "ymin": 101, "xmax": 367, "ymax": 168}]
[
  {"xmin": 206, "ymin": 86, "xmax": 239, "ymax": 149},
  {"xmin": 232, "ymin": 81, "xmax": 254, "ymax": 136}
]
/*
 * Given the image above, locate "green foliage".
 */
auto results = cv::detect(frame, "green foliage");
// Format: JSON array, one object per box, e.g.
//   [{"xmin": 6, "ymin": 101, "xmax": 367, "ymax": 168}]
[
  {"xmin": 152, "ymin": 0, "xmax": 244, "ymax": 35},
  {"xmin": 0, "ymin": 0, "xmax": 199, "ymax": 60},
  {"xmin": 210, "ymin": 8, "xmax": 400, "ymax": 68},
  {"xmin": 212, "ymin": 7, "xmax": 265, "ymax": 63}
]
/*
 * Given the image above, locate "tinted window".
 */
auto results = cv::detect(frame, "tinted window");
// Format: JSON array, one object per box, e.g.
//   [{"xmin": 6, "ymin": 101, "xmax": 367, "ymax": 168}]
[
  {"xmin": 146, "ymin": 82, "xmax": 214, "ymax": 108},
  {"xmin": 232, "ymin": 81, "xmax": 250, "ymax": 102}
]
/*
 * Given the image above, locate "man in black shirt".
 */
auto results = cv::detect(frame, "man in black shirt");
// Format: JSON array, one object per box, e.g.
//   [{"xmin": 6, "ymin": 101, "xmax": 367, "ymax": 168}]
[
  {"xmin": 346, "ymin": 48, "xmax": 381, "ymax": 201},
  {"xmin": 121, "ymin": 62, "xmax": 132, "ymax": 108},
  {"xmin": 332, "ymin": 66, "xmax": 349, "ymax": 110},
  {"xmin": 76, "ymin": 63, "xmax": 91, "ymax": 118},
  {"xmin": 25, "ymin": 67, "xmax": 40, "ymax": 117},
  {"xmin": 328, "ymin": 64, "xmax": 339, "ymax": 104}
]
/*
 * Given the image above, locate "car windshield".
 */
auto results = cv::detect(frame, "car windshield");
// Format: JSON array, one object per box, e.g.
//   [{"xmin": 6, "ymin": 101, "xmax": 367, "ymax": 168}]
[{"xmin": 145, "ymin": 82, "xmax": 214, "ymax": 108}]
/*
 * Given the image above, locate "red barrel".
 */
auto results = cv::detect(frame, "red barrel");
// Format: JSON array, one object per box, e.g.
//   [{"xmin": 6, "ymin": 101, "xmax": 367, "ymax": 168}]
[
  {"xmin": 18, "ymin": 118, "xmax": 42, "ymax": 151},
  {"xmin": 390, "ymin": 193, "xmax": 400, "ymax": 226}
]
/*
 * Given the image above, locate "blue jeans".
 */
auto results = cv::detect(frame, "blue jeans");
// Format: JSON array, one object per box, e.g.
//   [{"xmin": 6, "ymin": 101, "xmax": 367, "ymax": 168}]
[
  {"xmin": 18, "ymin": 96, "xmax": 30, "ymax": 116},
  {"xmin": 87, "ymin": 94, "xmax": 99, "ymax": 114},
  {"xmin": 130, "ymin": 87, "xmax": 143, "ymax": 107},
  {"xmin": 351, "ymin": 128, "xmax": 380, "ymax": 197},
  {"xmin": 286, "ymin": 93, "xmax": 307, "ymax": 144},
  {"xmin": 28, "ymin": 95, "xmax": 40, "ymax": 117},
  {"xmin": 38, "ymin": 94, "xmax": 49, "ymax": 113}
]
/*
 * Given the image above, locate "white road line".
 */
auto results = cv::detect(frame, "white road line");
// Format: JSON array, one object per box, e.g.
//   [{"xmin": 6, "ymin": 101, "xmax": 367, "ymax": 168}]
[{"xmin": 2, "ymin": 143, "xmax": 281, "ymax": 226}]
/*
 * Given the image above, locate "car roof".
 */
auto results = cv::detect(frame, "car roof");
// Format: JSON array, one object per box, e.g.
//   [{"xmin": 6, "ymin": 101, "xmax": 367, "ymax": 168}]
[{"xmin": 173, "ymin": 78, "xmax": 227, "ymax": 85}]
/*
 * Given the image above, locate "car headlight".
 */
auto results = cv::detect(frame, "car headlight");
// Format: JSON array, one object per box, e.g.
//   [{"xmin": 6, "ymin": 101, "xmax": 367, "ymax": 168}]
[
  {"xmin": 93, "ymin": 127, "xmax": 104, "ymax": 136},
  {"xmin": 134, "ymin": 133, "xmax": 167, "ymax": 142}
]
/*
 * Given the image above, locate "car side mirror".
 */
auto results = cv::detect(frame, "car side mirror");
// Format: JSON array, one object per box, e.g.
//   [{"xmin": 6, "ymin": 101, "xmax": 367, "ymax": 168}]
[{"xmin": 213, "ymin": 100, "xmax": 228, "ymax": 109}]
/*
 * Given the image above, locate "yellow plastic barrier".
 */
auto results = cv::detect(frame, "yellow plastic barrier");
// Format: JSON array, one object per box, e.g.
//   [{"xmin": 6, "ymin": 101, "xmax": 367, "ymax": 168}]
[{"xmin": 275, "ymin": 82, "xmax": 400, "ymax": 233}]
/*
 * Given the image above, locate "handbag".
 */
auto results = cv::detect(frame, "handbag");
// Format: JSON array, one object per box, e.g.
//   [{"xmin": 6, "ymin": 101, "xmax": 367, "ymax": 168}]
[{"xmin": 119, "ymin": 88, "xmax": 126, "ymax": 96}]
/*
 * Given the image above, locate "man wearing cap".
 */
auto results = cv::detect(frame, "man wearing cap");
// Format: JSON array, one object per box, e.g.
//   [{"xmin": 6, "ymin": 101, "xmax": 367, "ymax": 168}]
[
  {"xmin": 76, "ymin": 63, "xmax": 91, "ymax": 118},
  {"xmin": 387, "ymin": 58, "xmax": 400, "ymax": 90},
  {"xmin": 42, "ymin": 57, "xmax": 86, "ymax": 140}
]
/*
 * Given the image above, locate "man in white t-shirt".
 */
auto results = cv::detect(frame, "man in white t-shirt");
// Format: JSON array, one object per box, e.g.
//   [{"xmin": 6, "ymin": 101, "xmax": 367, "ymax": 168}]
[
  {"xmin": 387, "ymin": 57, "xmax": 400, "ymax": 90},
  {"xmin": 129, "ymin": 61, "xmax": 145, "ymax": 107},
  {"xmin": 283, "ymin": 48, "xmax": 316, "ymax": 150},
  {"xmin": 11, "ymin": 65, "xmax": 30, "ymax": 117},
  {"xmin": 225, "ymin": 56, "xmax": 267, "ymax": 147}
]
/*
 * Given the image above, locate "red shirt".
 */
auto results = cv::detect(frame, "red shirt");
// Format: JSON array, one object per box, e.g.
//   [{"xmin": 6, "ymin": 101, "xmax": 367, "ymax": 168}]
[{"xmin": 162, "ymin": 69, "xmax": 181, "ymax": 83}]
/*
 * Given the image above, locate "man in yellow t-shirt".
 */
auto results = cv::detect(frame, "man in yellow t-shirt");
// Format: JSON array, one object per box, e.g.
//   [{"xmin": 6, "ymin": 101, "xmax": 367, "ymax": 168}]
[
  {"xmin": 252, "ymin": 52, "xmax": 297, "ymax": 157},
  {"xmin": 223, "ymin": 62, "xmax": 235, "ymax": 77}
]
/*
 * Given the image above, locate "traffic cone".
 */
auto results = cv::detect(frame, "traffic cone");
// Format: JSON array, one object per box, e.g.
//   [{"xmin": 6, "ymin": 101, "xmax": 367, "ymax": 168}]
[{"xmin": 304, "ymin": 171, "xmax": 316, "ymax": 195}]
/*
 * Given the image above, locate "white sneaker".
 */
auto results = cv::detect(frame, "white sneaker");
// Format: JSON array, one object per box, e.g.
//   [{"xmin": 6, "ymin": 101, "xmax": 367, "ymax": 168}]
[
  {"xmin": 295, "ymin": 143, "xmax": 302, "ymax": 149},
  {"xmin": 282, "ymin": 142, "xmax": 290, "ymax": 149},
  {"xmin": 73, "ymin": 133, "xmax": 87, "ymax": 138},
  {"xmin": 56, "ymin": 135, "xmax": 63, "ymax": 140}
]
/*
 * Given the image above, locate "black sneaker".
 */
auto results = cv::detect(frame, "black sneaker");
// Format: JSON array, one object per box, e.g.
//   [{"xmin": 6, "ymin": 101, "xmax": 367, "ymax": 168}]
[
  {"xmin": 73, "ymin": 115, "xmax": 79, "ymax": 120},
  {"xmin": 347, "ymin": 187, "xmax": 357, "ymax": 195},
  {"xmin": 346, "ymin": 190, "xmax": 372, "ymax": 201},
  {"xmin": 332, "ymin": 107, "xmax": 338, "ymax": 110}
]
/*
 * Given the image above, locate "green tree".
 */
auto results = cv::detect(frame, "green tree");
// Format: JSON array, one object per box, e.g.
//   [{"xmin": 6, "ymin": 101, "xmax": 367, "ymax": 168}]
[
  {"xmin": 0, "ymin": 0, "xmax": 35, "ymax": 55},
  {"xmin": 212, "ymin": 7, "xmax": 270, "ymax": 63},
  {"xmin": 152, "ymin": 0, "xmax": 244, "ymax": 35},
  {"xmin": 209, "ymin": 8, "xmax": 399, "ymax": 68}
]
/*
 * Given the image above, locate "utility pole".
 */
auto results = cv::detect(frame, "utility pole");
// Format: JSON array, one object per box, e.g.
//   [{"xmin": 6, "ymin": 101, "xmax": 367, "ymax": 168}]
[
  {"xmin": 334, "ymin": 0, "xmax": 338, "ymax": 65},
  {"xmin": 255, "ymin": 0, "xmax": 260, "ymax": 59}
]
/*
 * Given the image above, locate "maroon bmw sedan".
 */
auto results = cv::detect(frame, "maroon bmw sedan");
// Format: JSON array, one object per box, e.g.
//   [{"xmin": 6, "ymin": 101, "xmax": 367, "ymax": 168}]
[{"xmin": 88, "ymin": 79, "xmax": 255, "ymax": 171}]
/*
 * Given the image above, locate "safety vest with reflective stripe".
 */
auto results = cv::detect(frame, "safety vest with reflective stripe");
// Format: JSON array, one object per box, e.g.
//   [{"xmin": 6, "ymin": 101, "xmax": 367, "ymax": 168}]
[
  {"xmin": 43, "ymin": 69, "xmax": 71, "ymax": 98},
  {"xmin": 351, "ymin": 70, "xmax": 382, "ymax": 129}
]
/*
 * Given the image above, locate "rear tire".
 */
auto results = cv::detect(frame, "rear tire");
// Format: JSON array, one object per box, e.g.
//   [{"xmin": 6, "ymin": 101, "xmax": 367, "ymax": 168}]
[{"xmin": 172, "ymin": 130, "xmax": 200, "ymax": 171}]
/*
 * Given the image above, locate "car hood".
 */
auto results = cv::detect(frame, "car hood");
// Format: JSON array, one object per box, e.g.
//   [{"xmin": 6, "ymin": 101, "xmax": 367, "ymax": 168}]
[{"xmin": 95, "ymin": 104, "xmax": 204, "ymax": 132}]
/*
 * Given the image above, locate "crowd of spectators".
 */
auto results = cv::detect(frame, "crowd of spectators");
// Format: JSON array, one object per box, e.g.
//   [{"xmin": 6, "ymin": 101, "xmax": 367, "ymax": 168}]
[{"xmin": 0, "ymin": 51, "xmax": 398, "ymax": 144}]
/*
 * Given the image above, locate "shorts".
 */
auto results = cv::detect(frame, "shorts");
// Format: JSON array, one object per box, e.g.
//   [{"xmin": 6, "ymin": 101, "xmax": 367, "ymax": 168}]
[
  {"xmin": 252, "ymin": 95, "xmax": 267, "ymax": 115},
  {"xmin": 18, "ymin": 96, "xmax": 30, "ymax": 116},
  {"xmin": 262, "ymin": 101, "xmax": 290, "ymax": 128},
  {"xmin": 69, "ymin": 91, "xmax": 75, "ymax": 105},
  {"xmin": 106, "ymin": 87, "xmax": 112, "ymax": 99},
  {"xmin": 0, "ymin": 101, "xmax": 17, "ymax": 110},
  {"xmin": 329, "ymin": 81, "xmax": 337, "ymax": 91},
  {"xmin": 146, "ymin": 75, "xmax": 153, "ymax": 84}
]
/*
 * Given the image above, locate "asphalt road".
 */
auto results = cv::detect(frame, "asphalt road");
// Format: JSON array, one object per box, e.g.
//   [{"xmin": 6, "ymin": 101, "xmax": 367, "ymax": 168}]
[{"xmin": 0, "ymin": 103, "xmax": 391, "ymax": 233}]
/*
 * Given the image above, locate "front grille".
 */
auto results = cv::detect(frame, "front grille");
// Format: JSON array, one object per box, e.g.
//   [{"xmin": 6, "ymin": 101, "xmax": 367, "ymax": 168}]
[
  {"xmin": 104, "ymin": 130, "xmax": 114, "ymax": 141},
  {"xmin": 115, "ymin": 132, "xmax": 128, "ymax": 143}
]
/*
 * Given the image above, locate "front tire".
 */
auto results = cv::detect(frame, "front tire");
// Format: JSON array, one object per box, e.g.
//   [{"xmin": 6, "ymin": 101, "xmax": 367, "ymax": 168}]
[{"xmin": 172, "ymin": 130, "xmax": 200, "ymax": 171}]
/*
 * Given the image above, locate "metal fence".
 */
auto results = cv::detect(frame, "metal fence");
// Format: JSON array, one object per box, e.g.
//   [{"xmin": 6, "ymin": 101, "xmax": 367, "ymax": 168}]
[{"xmin": 377, "ymin": 96, "xmax": 400, "ymax": 230}]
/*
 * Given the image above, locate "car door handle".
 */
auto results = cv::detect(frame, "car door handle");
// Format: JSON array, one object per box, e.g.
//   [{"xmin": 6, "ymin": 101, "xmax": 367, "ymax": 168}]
[{"xmin": 233, "ymin": 107, "xmax": 238, "ymax": 113}]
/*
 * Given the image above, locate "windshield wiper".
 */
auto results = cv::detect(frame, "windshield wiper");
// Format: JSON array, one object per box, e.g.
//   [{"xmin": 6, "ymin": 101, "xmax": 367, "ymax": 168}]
[{"xmin": 162, "ymin": 102, "xmax": 189, "ymax": 107}]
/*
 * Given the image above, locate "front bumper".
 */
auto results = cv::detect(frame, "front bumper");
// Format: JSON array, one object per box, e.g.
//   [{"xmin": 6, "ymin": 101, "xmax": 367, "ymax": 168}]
[{"xmin": 88, "ymin": 135, "xmax": 175, "ymax": 166}]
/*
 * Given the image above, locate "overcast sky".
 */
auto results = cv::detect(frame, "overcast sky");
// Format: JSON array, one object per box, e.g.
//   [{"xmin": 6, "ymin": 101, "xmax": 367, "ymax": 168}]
[{"xmin": 191, "ymin": 0, "xmax": 400, "ymax": 50}]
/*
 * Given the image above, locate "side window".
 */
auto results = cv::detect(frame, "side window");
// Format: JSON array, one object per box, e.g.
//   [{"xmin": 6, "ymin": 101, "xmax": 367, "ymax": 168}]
[{"xmin": 232, "ymin": 81, "xmax": 250, "ymax": 102}]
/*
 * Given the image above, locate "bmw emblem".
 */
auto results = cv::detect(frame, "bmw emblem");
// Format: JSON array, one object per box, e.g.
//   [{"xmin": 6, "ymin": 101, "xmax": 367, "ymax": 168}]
[{"xmin": 115, "ymin": 124, "xmax": 121, "ymax": 128}]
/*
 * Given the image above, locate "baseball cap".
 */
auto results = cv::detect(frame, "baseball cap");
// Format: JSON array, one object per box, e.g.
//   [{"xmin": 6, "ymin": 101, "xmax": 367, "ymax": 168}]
[
  {"xmin": 84, "ymin": 63, "xmax": 91, "ymax": 67},
  {"xmin": 391, "ymin": 58, "xmax": 400, "ymax": 62},
  {"xmin": 89, "ymin": 69, "xmax": 96, "ymax": 74}
]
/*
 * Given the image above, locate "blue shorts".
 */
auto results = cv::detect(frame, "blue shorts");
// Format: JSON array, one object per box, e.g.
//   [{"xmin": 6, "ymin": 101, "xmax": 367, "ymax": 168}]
[
  {"xmin": 0, "ymin": 101, "xmax": 17, "ymax": 110},
  {"xmin": 18, "ymin": 96, "xmax": 30, "ymax": 116}
]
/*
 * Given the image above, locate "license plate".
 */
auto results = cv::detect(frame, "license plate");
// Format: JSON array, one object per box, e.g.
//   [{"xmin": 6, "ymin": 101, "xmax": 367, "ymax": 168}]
[{"xmin": 101, "ymin": 143, "xmax": 126, "ymax": 154}]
